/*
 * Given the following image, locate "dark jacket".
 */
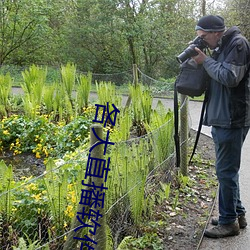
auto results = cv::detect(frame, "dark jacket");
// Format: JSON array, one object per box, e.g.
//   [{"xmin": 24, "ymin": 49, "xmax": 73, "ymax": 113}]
[{"xmin": 203, "ymin": 26, "xmax": 250, "ymax": 128}]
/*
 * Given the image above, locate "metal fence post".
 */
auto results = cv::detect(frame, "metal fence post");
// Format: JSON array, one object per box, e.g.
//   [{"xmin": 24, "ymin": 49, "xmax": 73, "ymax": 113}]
[{"xmin": 180, "ymin": 94, "xmax": 188, "ymax": 176}]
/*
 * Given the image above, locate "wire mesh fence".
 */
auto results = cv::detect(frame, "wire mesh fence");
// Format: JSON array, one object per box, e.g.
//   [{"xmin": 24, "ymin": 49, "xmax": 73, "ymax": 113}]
[
  {"xmin": 0, "ymin": 64, "xmax": 174, "ymax": 97},
  {"xmin": 0, "ymin": 66, "xmax": 190, "ymax": 249}
]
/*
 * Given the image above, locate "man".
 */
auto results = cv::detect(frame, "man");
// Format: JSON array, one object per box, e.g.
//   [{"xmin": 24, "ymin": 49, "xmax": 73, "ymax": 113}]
[{"xmin": 192, "ymin": 15, "xmax": 250, "ymax": 238}]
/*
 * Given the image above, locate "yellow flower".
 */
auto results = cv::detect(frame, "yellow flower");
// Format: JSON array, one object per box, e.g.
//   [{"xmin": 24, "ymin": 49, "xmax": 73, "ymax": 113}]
[
  {"xmin": 32, "ymin": 193, "xmax": 42, "ymax": 201},
  {"xmin": 36, "ymin": 152, "xmax": 41, "ymax": 159},
  {"xmin": 3, "ymin": 130, "xmax": 9, "ymax": 135},
  {"xmin": 12, "ymin": 207, "xmax": 17, "ymax": 212},
  {"xmin": 43, "ymin": 147, "xmax": 49, "ymax": 157},
  {"xmin": 26, "ymin": 183, "xmax": 37, "ymax": 191},
  {"xmin": 14, "ymin": 149, "xmax": 22, "ymax": 155},
  {"xmin": 71, "ymin": 195, "xmax": 76, "ymax": 204},
  {"xmin": 64, "ymin": 205, "xmax": 74, "ymax": 218}
]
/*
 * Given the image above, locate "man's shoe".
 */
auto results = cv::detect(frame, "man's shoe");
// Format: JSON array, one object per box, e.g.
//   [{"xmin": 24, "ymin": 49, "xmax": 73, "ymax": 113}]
[
  {"xmin": 211, "ymin": 214, "xmax": 247, "ymax": 229},
  {"xmin": 204, "ymin": 222, "xmax": 240, "ymax": 238},
  {"xmin": 238, "ymin": 215, "xmax": 247, "ymax": 228}
]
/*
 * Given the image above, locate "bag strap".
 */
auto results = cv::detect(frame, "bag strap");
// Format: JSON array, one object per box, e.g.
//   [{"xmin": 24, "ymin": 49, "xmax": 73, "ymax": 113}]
[
  {"xmin": 188, "ymin": 91, "xmax": 208, "ymax": 164},
  {"xmin": 174, "ymin": 80, "xmax": 180, "ymax": 168}
]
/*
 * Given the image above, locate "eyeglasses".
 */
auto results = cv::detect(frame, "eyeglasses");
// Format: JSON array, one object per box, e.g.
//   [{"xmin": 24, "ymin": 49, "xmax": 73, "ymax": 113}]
[{"xmin": 198, "ymin": 32, "xmax": 214, "ymax": 40}]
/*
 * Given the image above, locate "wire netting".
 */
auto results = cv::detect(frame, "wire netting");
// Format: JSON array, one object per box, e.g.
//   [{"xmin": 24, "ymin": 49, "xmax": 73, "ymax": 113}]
[{"xmin": 0, "ymin": 67, "xmax": 190, "ymax": 249}]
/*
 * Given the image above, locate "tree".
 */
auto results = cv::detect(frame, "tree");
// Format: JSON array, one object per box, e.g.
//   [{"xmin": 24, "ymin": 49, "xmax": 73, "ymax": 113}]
[
  {"xmin": 0, "ymin": 0, "xmax": 78, "ymax": 65},
  {"xmin": 65, "ymin": 0, "xmax": 200, "ymax": 78},
  {"xmin": 220, "ymin": 0, "xmax": 250, "ymax": 39},
  {"xmin": 0, "ymin": 0, "xmax": 47, "ymax": 65}
]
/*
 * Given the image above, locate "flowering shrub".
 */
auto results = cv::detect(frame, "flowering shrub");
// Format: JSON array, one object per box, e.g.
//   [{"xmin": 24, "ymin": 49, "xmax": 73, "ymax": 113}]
[
  {"xmin": 0, "ymin": 112, "xmax": 93, "ymax": 158},
  {"xmin": 11, "ymin": 172, "xmax": 83, "ymax": 244}
]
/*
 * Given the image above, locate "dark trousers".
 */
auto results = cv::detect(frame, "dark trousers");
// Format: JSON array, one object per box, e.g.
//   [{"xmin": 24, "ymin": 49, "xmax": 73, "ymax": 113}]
[{"xmin": 211, "ymin": 126, "xmax": 249, "ymax": 225}]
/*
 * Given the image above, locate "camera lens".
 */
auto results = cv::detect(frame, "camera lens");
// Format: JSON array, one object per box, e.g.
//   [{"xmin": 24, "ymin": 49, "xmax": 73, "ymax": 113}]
[
  {"xmin": 176, "ymin": 37, "xmax": 208, "ymax": 63},
  {"xmin": 176, "ymin": 45, "xmax": 198, "ymax": 63}
]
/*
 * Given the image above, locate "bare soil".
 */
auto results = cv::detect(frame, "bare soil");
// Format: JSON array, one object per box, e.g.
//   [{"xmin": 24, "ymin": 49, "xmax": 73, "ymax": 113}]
[{"xmin": 159, "ymin": 130, "xmax": 217, "ymax": 250}]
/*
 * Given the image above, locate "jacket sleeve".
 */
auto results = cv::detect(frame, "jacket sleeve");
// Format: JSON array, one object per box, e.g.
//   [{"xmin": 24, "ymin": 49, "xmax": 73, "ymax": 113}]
[{"xmin": 203, "ymin": 37, "xmax": 250, "ymax": 87}]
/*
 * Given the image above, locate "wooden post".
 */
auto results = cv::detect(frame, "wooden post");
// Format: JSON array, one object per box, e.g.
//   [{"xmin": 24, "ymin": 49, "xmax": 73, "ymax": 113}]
[
  {"xmin": 63, "ymin": 124, "xmax": 106, "ymax": 250},
  {"xmin": 125, "ymin": 64, "xmax": 138, "ymax": 109},
  {"xmin": 180, "ymin": 94, "xmax": 188, "ymax": 176},
  {"xmin": 90, "ymin": 124, "xmax": 106, "ymax": 250},
  {"xmin": 133, "ymin": 63, "xmax": 138, "ymax": 86}
]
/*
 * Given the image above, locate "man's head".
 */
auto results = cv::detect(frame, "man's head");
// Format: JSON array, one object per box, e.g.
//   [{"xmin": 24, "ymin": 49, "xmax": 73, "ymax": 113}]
[{"xmin": 195, "ymin": 15, "xmax": 225, "ymax": 49}]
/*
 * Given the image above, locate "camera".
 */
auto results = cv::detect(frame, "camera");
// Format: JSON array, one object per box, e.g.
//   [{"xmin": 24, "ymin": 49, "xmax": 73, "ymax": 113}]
[{"xmin": 176, "ymin": 36, "xmax": 208, "ymax": 64}]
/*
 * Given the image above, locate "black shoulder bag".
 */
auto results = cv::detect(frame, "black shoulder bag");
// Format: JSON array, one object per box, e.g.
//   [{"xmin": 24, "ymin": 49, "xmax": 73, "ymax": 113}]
[
  {"xmin": 175, "ymin": 58, "xmax": 208, "ymax": 97},
  {"xmin": 174, "ymin": 58, "xmax": 210, "ymax": 168}
]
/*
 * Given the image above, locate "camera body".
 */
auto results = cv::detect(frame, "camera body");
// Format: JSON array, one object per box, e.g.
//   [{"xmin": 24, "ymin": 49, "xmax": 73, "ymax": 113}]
[{"xmin": 176, "ymin": 36, "xmax": 208, "ymax": 63}]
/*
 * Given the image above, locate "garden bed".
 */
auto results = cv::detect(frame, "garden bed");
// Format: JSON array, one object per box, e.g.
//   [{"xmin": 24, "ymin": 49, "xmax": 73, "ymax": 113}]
[
  {"xmin": 157, "ymin": 131, "xmax": 217, "ymax": 250},
  {"xmin": 117, "ymin": 130, "xmax": 217, "ymax": 250}
]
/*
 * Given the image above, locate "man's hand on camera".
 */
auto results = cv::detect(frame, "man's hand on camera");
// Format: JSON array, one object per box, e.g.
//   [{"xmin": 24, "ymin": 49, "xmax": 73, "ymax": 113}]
[{"xmin": 192, "ymin": 47, "xmax": 207, "ymax": 64}]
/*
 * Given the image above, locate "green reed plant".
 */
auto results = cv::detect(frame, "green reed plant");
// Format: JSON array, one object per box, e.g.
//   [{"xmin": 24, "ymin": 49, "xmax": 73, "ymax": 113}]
[
  {"xmin": 141, "ymin": 89, "xmax": 153, "ymax": 124},
  {"xmin": 129, "ymin": 84, "xmax": 143, "ymax": 124},
  {"xmin": 21, "ymin": 65, "xmax": 47, "ymax": 118},
  {"xmin": 76, "ymin": 72, "xmax": 92, "ymax": 111},
  {"xmin": 43, "ymin": 84, "xmax": 55, "ymax": 114},
  {"xmin": 106, "ymin": 143, "xmax": 129, "ymax": 207},
  {"xmin": 96, "ymin": 81, "xmax": 122, "ymax": 109},
  {"xmin": 106, "ymin": 137, "xmax": 153, "ymax": 225},
  {"xmin": 52, "ymin": 82, "xmax": 73, "ymax": 122},
  {"xmin": 60, "ymin": 63, "xmax": 76, "ymax": 102},
  {"xmin": 145, "ymin": 100, "xmax": 174, "ymax": 164},
  {"xmin": 0, "ymin": 73, "xmax": 12, "ymax": 117},
  {"xmin": 110, "ymin": 109, "xmax": 132, "ymax": 142},
  {"xmin": 129, "ymin": 83, "xmax": 153, "ymax": 134},
  {"xmin": 43, "ymin": 159, "xmax": 69, "ymax": 230},
  {"xmin": 127, "ymin": 141, "xmax": 150, "ymax": 225},
  {"xmin": 0, "ymin": 161, "xmax": 14, "ymax": 222}
]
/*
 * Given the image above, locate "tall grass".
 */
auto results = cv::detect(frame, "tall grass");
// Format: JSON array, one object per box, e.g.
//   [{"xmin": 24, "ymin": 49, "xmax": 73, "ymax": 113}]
[
  {"xmin": 145, "ymin": 100, "xmax": 175, "ymax": 164},
  {"xmin": 60, "ymin": 63, "xmax": 76, "ymax": 103},
  {"xmin": 96, "ymin": 81, "xmax": 122, "ymax": 109},
  {"xmin": 21, "ymin": 65, "xmax": 47, "ymax": 118},
  {"xmin": 0, "ymin": 73, "xmax": 12, "ymax": 116},
  {"xmin": 76, "ymin": 72, "xmax": 92, "ymax": 112},
  {"xmin": 0, "ymin": 161, "xmax": 14, "ymax": 222},
  {"xmin": 129, "ymin": 83, "xmax": 152, "ymax": 126}
]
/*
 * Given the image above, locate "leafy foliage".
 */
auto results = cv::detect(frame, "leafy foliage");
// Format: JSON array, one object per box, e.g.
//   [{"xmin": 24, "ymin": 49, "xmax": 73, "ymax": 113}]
[
  {"xmin": 0, "ymin": 0, "xmax": 227, "ymax": 78},
  {"xmin": 0, "ymin": 79, "xmax": 177, "ymax": 248},
  {"xmin": 0, "ymin": 73, "xmax": 12, "ymax": 117},
  {"xmin": 0, "ymin": 114, "xmax": 92, "ymax": 158}
]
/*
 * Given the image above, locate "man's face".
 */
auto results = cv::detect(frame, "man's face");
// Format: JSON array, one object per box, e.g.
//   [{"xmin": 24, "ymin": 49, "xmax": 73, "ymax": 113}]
[{"xmin": 196, "ymin": 30, "xmax": 222, "ymax": 49}]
